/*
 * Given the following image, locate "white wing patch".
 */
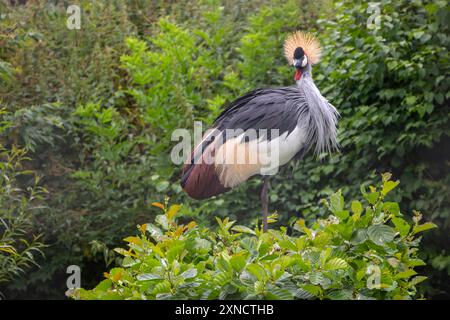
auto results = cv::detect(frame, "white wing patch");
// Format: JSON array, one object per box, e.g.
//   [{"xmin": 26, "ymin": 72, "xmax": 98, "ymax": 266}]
[{"xmin": 214, "ymin": 126, "xmax": 307, "ymax": 188}]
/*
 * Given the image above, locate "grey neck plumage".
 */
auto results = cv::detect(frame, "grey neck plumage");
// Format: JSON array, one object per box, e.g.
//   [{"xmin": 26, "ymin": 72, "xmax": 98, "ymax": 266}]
[{"xmin": 295, "ymin": 64, "xmax": 340, "ymax": 156}]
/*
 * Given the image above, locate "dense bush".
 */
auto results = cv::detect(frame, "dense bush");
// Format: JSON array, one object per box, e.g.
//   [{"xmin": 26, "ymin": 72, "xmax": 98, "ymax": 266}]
[
  {"xmin": 0, "ymin": 113, "xmax": 46, "ymax": 292},
  {"xmin": 74, "ymin": 176, "xmax": 436, "ymax": 300}
]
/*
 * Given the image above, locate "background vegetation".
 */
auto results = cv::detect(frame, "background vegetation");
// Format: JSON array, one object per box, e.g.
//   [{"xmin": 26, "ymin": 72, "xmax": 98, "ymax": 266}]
[{"xmin": 0, "ymin": 0, "xmax": 448, "ymax": 299}]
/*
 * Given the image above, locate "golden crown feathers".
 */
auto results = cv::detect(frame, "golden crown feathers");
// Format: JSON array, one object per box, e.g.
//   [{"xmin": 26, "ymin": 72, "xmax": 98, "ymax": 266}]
[{"xmin": 283, "ymin": 31, "xmax": 322, "ymax": 65}]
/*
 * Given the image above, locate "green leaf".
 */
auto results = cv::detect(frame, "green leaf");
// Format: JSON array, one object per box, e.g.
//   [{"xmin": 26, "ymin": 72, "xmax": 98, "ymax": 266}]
[
  {"xmin": 395, "ymin": 269, "xmax": 417, "ymax": 280},
  {"xmin": 351, "ymin": 229, "xmax": 368, "ymax": 244},
  {"xmin": 180, "ymin": 268, "xmax": 197, "ymax": 279},
  {"xmin": 137, "ymin": 273, "xmax": 162, "ymax": 281},
  {"xmin": 365, "ymin": 192, "xmax": 379, "ymax": 205},
  {"xmin": 408, "ymin": 276, "xmax": 427, "ymax": 287},
  {"xmin": 301, "ymin": 284, "xmax": 322, "ymax": 297},
  {"xmin": 232, "ymin": 225, "xmax": 256, "ymax": 235},
  {"xmin": 407, "ymin": 259, "xmax": 426, "ymax": 267},
  {"xmin": 247, "ymin": 264, "xmax": 267, "ymax": 281},
  {"xmin": 230, "ymin": 253, "xmax": 247, "ymax": 272},
  {"xmin": 156, "ymin": 180, "xmax": 169, "ymax": 192},
  {"xmin": 190, "ymin": 238, "xmax": 212, "ymax": 253},
  {"xmin": 381, "ymin": 180, "xmax": 399, "ymax": 196},
  {"xmin": 155, "ymin": 214, "xmax": 169, "ymax": 230},
  {"xmin": 325, "ymin": 258, "xmax": 348, "ymax": 270},
  {"xmin": 266, "ymin": 288, "xmax": 293, "ymax": 300},
  {"xmin": 167, "ymin": 241, "xmax": 184, "ymax": 262},
  {"xmin": 94, "ymin": 279, "xmax": 112, "ymax": 291},
  {"xmin": 382, "ymin": 202, "xmax": 400, "ymax": 215},
  {"xmin": 391, "ymin": 217, "xmax": 410, "ymax": 237},
  {"xmin": 367, "ymin": 224, "xmax": 396, "ymax": 245},
  {"xmin": 412, "ymin": 222, "xmax": 437, "ymax": 235},
  {"xmin": 294, "ymin": 288, "xmax": 315, "ymax": 299},
  {"xmin": 312, "ymin": 232, "xmax": 332, "ymax": 247},
  {"xmin": 351, "ymin": 200, "xmax": 363, "ymax": 216},
  {"xmin": 146, "ymin": 223, "xmax": 163, "ymax": 237},
  {"xmin": 335, "ymin": 210, "xmax": 350, "ymax": 220},
  {"xmin": 330, "ymin": 189, "xmax": 344, "ymax": 214},
  {"xmin": 309, "ymin": 272, "xmax": 331, "ymax": 287},
  {"xmin": 239, "ymin": 271, "xmax": 256, "ymax": 287},
  {"xmin": 122, "ymin": 256, "xmax": 137, "ymax": 267},
  {"xmin": 278, "ymin": 240, "xmax": 297, "ymax": 251},
  {"xmin": 327, "ymin": 289, "xmax": 353, "ymax": 300}
]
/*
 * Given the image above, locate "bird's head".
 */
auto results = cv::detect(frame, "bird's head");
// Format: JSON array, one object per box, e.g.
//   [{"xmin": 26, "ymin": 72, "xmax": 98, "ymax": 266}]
[
  {"xmin": 284, "ymin": 31, "xmax": 321, "ymax": 81},
  {"xmin": 293, "ymin": 47, "xmax": 307, "ymax": 80}
]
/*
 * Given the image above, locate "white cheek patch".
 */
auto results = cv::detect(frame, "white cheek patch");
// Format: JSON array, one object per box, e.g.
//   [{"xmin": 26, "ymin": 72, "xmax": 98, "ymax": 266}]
[{"xmin": 302, "ymin": 56, "xmax": 308, "ymax": 67}]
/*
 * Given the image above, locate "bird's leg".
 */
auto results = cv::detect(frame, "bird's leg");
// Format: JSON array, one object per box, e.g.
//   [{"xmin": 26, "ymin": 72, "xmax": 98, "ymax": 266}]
[{"xmin": 261, "ymin": 177, "xmax": 270, "ymax": 232}]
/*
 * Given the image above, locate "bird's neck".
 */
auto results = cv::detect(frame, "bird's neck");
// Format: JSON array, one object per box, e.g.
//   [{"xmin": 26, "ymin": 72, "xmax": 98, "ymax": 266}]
[
  {"xmin": 295, "ymin": 65, "xmax": 312, "ymax": 85},
  {"xmin": 296, "ymin": 71, "xmax": 312, "ymax": 86}
]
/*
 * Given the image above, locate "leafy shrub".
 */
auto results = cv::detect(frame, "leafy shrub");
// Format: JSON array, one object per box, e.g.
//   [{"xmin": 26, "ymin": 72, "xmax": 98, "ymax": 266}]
[
  {"xmin": 74, "ymin": 175, "xmax": 436, "ymax": 300},
  {"xmin": 0, "ymin": 114, "xmax": 47, "ymax": 291},
  {"xmin": 0, "ymin": 1, "xmax": 136, "ymax": 108}
]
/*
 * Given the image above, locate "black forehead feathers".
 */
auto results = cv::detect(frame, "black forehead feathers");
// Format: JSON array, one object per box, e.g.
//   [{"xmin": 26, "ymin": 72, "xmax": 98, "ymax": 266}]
[{"xmin": 293, "ymin": 47, "xmax": 304, "ymax": 59}]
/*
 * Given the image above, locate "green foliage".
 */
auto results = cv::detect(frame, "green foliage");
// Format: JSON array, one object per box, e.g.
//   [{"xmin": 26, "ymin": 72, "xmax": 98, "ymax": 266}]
[
  {"xmin": 310, "ymin": 0, "xmax": 450, "ymax": 296},
  {"xmin": 0, "ymin": 59, "xmax": 14, "ymax": 85},
  {"xmin": 1, "ymin": 0, "xmax": 448, "ymax": 299},
  {"xmin": 74, "ymin": 177, "xmax": 435, "ymax": 300},
  {"xmin": 0, "ymin": 116, "xmax": 46, "ymax": 288},
  {"xmin": 4, "ymin": 103, "xmax": 67, "ymax": 153},
  {"xmin": 0, "ymin": 0, "xmax": 140, "ymax": 297},
  {"xmin": 0, "ymin": 1, "xmax": 135, "ymax": 108},
  {"xmin": 120, "ymin": 14, "xmax": 230, "ymax": 168}
]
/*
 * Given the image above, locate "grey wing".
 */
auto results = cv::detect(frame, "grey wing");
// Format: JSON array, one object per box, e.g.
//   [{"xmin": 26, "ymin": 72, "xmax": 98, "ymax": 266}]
[
  {"xmin": 214, "ymin": 83, "xmax": 339, "ymax": 159},
  {"xmin": 214, "ymin": 87, "xmax": 308, "ymax": 141}
]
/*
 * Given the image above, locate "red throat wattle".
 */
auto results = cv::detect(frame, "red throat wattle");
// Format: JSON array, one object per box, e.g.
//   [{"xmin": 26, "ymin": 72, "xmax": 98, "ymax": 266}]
[{"xmin": 294, "ymin": 69, "xmax": 302, "ymax": 81}]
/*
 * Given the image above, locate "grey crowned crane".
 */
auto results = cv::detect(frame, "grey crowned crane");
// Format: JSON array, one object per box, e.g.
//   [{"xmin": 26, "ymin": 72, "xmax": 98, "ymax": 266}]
[{"xmin": 180, "ymin": 31, "xmax": 339, "ymax": 231}]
